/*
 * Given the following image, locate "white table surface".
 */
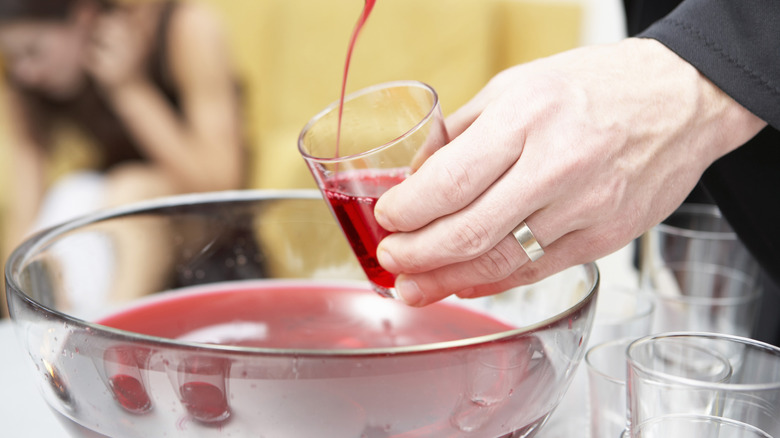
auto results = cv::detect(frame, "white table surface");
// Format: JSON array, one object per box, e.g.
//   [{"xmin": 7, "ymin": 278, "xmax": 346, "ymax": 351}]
[{"xmin": 0, "ymin": 318, "xmax": 70, "ymax": 436}]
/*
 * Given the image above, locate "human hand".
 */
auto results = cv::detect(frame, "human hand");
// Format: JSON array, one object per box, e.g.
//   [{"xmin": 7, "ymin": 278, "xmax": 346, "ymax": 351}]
[
  {"xmin": 374, "ymin": 38, "xmax": 766, "ymax": 306},
  {"xmin": 86, "ymin": 9, "xmax": 154, "ymax": 91}
]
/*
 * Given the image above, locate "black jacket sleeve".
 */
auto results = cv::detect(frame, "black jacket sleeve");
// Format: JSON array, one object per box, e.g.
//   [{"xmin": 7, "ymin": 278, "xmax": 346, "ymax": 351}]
[{"xmin": 639, "ymin": 0, "xmax": 780, "ymax": 130}]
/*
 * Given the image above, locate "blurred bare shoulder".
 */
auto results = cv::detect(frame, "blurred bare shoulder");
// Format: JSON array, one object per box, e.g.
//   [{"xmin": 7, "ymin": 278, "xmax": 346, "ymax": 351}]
[
  {"xmin": 165, "ymin": 1, "xmax": 234, "ymax": 89},
  {"xmin": 168, "ymin": 1, "xmax": 230, "ymax": 57}
]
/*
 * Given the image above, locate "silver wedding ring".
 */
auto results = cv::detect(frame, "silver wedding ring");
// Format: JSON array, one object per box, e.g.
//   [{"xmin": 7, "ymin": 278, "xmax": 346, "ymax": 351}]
[{"xmin": 512, "ymin": 221, "xmax": 545, "ymax": 262}]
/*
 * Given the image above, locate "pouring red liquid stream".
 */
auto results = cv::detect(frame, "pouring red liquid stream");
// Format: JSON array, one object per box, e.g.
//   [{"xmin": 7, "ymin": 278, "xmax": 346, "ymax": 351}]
[
  {"xmin": 328, "ymin": 0, "xmax": 402, "ymax": 293},
  {"xmin": 336, "ymin": 0, "xmax": 376, "ymax": 149}
]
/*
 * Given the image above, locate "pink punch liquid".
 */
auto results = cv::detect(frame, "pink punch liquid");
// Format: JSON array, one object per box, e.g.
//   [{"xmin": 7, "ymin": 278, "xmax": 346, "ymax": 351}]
[
  {"xmin": 83, "ymin": 281, "xmax": 563, "ymax": 436},
  {"xmin": 98, "ymin": 281, "xmax": 513, "ymax": 348},
  {"xmin": 96, "ymin": 281, "xmax": 514, "ymax": 423}
]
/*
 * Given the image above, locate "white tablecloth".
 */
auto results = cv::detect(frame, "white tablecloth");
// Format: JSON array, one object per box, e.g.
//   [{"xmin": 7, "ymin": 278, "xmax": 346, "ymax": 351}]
[{"xmin": 0, "ymin": 319, "xmax": 70, "ymax": 436}]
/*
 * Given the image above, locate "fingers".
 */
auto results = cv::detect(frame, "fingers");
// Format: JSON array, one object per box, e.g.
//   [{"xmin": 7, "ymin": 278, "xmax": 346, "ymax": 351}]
[
  {"xmin": 375, "ymin": 110, "xmax": 527, "ymax": 234},
  {"xmin": 87, "ymin": 10, "xmax": 151, "ymax": 78},
  {"xmin": 409, "ymin": 109, "xmax": 449, "ymax": 172},
  {"xmin": 392, "ymin": 233, "xmax": 530, "ymax": 306},
  {"xmin": 443, "ymin": 73, "xmax": 508, "ymax": 141},
  {"xmin": 455, "ymin": 231, "xmax": 596, "ymax": 300},
  {"xmin": 378, "ymin": 170, "xmax": 611, "ymax": 306},
  {"xmin": 390, "ymin": 214, "xmax": 560, "ymax": 306},
  {"xmin": 376, "ymin": 126, "xmax": 586, "ymax": 276},
  {"xmin": 396, "ymin": 227, "xmax": 599, "ymax": 306},
  {"xmin": 444, "ymin": 96, "xmax": 482, "ymax": 141}
]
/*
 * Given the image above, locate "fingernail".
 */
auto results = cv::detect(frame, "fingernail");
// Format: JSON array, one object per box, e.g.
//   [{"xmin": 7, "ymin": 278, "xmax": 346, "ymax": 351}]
[
  {"xmin": 374, "ymin": 205, "xmax": 396, "ymax": 232},
  {"xmin": 397, "ymin": 277, "xmax": 423, "ymax": 306},
  {"xmin": 374, "ymin": 206, "xmax": 387, "ymax": 227},
  {"xmin": 376, "ymin": 246, "xmax": 398, "ymax": 272}
]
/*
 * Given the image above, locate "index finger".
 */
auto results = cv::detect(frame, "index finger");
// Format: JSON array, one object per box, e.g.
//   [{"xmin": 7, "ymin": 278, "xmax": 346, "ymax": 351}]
[{"xmin": 375, "ymin": 109, "xmax": 527, "ymax": 233}]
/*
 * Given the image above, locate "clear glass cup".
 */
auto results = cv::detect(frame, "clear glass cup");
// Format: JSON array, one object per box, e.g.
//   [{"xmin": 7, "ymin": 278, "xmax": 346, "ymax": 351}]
[
  {"xmin": 622, "ymin": 415, "xmax": 773, "ymax": 438},
  {"xmin": 6, "ymin": 190, "xmax": 599, "ymax": 438},
  {"xmin": 590, "ymin": 286, "xmax": 655, "ymax": 347},
  {"xmin": 298, "ymin": 81, "xmax": 448, "ymax": 299},
  {"xmin": 545, "ymin": 287, "xmax": 654, "ymax": 437},
  {"xmin": 585, "ymin": 338, "xmax": 633, "ymax": 438},
  {"xmin": 626, "ymin": 332, "xmax": 780, "ymax": 437},
  {"xmin": 639, "ymin": 204, "xmax": 763, "ymax": 337}
]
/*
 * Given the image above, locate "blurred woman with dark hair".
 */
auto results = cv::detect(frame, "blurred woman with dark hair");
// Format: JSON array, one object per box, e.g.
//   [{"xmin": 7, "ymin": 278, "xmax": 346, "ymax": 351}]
[{"xmin": 0, "ymin": 0, "xmax": 246, "ymax": 314}]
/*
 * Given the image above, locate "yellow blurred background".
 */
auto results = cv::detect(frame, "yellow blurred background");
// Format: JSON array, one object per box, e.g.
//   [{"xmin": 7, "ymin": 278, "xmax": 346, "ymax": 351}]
[
  {"xmin": 206, "ymin": 0, "xmax": 585, "ymax": 190},
  {"xmin": 0, "ymin": 0, "xmax": 616, "ymax": 270}
]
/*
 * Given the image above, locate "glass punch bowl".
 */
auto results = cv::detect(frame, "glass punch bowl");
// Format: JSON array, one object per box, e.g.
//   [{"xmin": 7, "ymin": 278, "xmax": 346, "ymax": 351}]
[{"xmin": 6, "ymin": 190, "xmax": 599, "ymax": 438}]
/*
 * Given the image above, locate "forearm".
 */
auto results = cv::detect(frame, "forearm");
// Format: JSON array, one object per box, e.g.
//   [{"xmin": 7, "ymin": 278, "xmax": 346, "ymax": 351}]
[
  {"xmin": 625, "ymin": 38, "xmax": 766, "ymax": 164},
  {"xmin": 104, "ymin": 79, "xmax": 242, "ymax": 192}
]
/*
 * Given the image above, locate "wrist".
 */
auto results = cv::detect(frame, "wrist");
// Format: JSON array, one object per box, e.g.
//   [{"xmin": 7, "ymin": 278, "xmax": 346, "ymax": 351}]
[{"xmin": 623, "ymin": 38, "xmax": 766, "ymax": 164}]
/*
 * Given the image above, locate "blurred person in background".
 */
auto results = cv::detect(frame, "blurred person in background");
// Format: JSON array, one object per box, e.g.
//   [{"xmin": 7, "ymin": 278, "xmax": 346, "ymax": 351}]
[{"xmin": 0, "ymin": 0, "xmax": 246, "ymax": 316}]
